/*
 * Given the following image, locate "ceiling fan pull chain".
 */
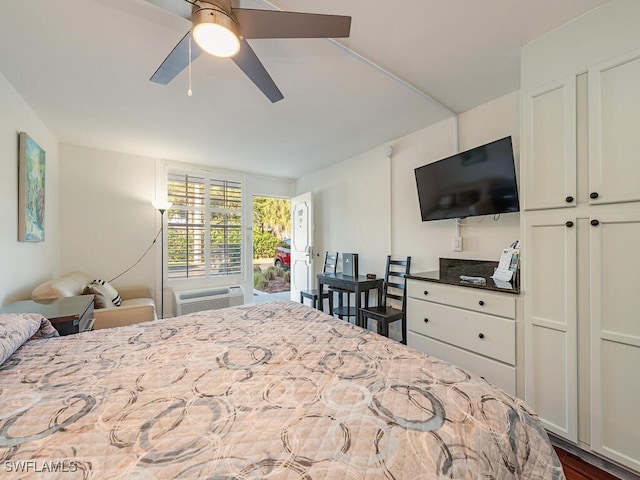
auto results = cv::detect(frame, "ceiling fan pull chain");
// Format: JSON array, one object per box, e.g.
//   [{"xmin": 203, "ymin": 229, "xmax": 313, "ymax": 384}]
[{"xmin": 187, "ymin": 36, "xmax": 193, "ymax": 97}]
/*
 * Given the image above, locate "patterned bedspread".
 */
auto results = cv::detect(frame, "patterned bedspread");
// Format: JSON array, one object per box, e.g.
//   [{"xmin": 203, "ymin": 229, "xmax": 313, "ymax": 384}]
[{"xmin": 0, "ymin": 301, "xmax": 564, "ymax": 479}]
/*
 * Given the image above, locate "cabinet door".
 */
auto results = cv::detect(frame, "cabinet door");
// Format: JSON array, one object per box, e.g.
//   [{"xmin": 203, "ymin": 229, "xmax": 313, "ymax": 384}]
[
  {"xmin": 589, "ymin": 48, "xmax": 640, "ymax": 205},
  {"xmin": 523, "ymin": 214, "xmax": 578, "ymax": 441},
  {"xmin": 590, "ymin": 213, "xmax": 640, "ymax": 472},
  {"xmin": 522, "ymin": 76, "xmax": 577, "ymax": 210}
]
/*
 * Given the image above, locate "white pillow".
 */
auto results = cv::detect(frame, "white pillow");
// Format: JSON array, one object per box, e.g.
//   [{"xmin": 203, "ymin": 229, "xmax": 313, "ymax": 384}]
[
  {"xmin": 91, "ymin": 279, "xmax": 122, "ymax": 307},
  {"xmin": 0, "ymin": 314, "xmax": 43, "ymax": 365},
  {"xmin": 83, "ymin": 284, "xmax": 113, "ymax": 309}
]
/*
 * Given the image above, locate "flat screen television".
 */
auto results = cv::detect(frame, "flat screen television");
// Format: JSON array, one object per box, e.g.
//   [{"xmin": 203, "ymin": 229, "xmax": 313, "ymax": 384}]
[{"xmin": 414, "ymin": 136, "xmax": 520, "ymax": 221}]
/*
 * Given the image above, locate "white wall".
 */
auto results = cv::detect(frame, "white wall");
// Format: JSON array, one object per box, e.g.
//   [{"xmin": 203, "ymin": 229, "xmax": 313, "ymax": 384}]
[
  {"xmin": 295, "ymin": 145, "xmax": 392, "ymax": 278},
  {"xmin": 521, "ymin": 0, "xmax": 640, "ymax": 91},
  {"xmin": 59, "ymin": 144, "xmax": 295, "ymax": 315},
  {"xmin": 297, "ymin": 92, "xmax": 521, "ymax": 277},
  {"xmin": 59, "ymin": 144, "xmax": 157, "ymax": 288},
  {"xmin": 395, "ymin": 92, "xmax": 521, "ymax": 273},
  {"xmin": 0, "ymin": 73, "xmax": 59, "ymax": 306}
]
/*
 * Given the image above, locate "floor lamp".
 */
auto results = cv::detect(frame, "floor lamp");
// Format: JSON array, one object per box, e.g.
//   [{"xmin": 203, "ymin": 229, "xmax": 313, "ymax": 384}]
[{"xmin": 152, "ymin": 200, "xmax": 172, "ymax": 319}]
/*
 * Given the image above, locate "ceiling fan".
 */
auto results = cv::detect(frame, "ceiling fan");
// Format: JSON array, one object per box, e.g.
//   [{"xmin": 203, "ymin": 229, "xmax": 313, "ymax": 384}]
[{"xmin": 147, "ymin": 0, "xmax": 352, "ymax": 102}]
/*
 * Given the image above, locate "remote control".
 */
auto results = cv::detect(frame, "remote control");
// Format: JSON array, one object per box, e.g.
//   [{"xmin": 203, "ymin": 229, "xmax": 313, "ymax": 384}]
[{"xmin": 460, "ymin": 275, "xmax": 486, "ymax": 285}]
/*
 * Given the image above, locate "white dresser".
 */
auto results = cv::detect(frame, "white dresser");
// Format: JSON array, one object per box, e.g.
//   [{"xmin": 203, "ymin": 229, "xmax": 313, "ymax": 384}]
[{"xmin": 406, "ymin": 271, "xmax": 518, "ymax": 396}]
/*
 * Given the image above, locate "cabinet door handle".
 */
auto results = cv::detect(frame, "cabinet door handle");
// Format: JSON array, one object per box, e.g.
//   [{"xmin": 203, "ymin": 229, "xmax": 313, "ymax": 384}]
[
  {"xmin": 591, "ymin": 219, "xmax": 600, "ymax": 226},
  {"xmin": 479, "ymin": 300, "xmax": 485, "ymax": 306},
  {"xmin": 423, "ymin": 290, "xmax": 429, "ymax": 296},
  {"xmin": 565, "ymin": 196, "xmax": 574, "ymax": 203},
  {"xmin": 565, "ymin": 221, "xmax": 574, "ymax": 228},
  {"xmin": 478, "ymin": 333, "xmax": 485, "ymax": 339},
  {"xmin": 423, "ymin": 318, "xmax": 429, "ymax": 323},
  {"xmin": 590, "ymin": 192, "xmax": 599, "ymax": 199}
]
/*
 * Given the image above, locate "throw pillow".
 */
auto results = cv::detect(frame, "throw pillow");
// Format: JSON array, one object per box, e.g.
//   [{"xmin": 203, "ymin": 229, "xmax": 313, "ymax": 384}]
[
  {"xmin": 83, "ymin": 284, "xmax": 113, "ymax": 309},
  {"xmin": 91, "ymin": 279, "xmax": 122, "ymax": 307},
  {"xmin": 0, "ymin": 313, "xmax": 42, "ymax": 366}
]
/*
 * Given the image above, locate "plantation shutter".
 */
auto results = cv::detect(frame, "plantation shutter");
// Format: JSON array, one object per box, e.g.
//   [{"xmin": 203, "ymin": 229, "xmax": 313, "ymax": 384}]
[
  {"xmin": 167, "ymin": 171, "xmax": 243, "ymax": 280},
  {"xmin": 210, "ymin": 179, "xmax": 243, "ymax": 276}
]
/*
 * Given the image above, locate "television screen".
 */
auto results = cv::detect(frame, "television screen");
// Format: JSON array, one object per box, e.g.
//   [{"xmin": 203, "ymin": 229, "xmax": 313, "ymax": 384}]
[{"xmin": 414, "ymin": 136, "xmax": 520, "ymax": 221}]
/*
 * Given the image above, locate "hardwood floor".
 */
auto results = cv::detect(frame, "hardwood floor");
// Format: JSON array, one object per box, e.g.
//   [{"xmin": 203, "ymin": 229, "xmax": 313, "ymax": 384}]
[{"xmin": 554, "ymin": 447, "xmax": 623, "ymax": 480}]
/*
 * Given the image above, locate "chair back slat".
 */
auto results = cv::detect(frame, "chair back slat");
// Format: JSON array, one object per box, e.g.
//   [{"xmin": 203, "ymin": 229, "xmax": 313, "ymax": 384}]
[
  {"xmin": 323, "ymin": 252, "xmax": 339, "ymax": 274},
  {"xmin": 386, "ymin": 292, "xmax": 404, "ymax": 303}
]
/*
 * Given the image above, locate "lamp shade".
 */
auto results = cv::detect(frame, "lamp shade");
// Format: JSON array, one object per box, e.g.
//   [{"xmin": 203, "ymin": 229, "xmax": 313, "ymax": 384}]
[{"xmin": 152, "ymin": 200, "xmax": 173, "ymax": 213}]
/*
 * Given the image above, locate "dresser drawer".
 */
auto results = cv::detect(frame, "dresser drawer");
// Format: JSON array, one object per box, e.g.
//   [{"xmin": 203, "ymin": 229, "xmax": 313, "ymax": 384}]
[
  {"xmin": 407, "ymin": 332, "xmax": 516, "ymax": 395},
  {"xmin": 407, "ymin": 279, "xmax": 516, "ymax": 319},
  {"xmin": 407, "ymin": 299, "xmax": 515, "ymax": 364}
]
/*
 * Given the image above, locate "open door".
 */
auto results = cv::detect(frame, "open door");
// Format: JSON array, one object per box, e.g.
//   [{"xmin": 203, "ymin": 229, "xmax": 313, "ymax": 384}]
[{"xmin": 290, "ymin": 192, "xmax": 313, "ymax": 301}]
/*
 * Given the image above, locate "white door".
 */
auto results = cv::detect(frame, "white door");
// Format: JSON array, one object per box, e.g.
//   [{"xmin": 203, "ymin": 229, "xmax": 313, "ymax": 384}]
[
  {"xmin": 523, "ymin": 213, "xmax": 578, "ymax": 442},
  {"xmin": 522, "ymin": 75, "xmax": 577, "ymax": 210},
  {"xmin": 290, "ymin": 192, "xmax": 313, "ymax": 301},
  {"xmin": 588, "ymin": 48, "xmax": 640, "ymax": 205},
  {"xmin": 590, "ymin": 212, "xmax": 640, "ymax": 472}
]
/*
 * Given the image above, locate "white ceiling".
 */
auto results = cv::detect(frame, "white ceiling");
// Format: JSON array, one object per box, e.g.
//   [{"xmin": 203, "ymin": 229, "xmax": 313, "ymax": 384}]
[{"xmin": 0, "ymin": 0, "xmax": 608, "ymax": 179}]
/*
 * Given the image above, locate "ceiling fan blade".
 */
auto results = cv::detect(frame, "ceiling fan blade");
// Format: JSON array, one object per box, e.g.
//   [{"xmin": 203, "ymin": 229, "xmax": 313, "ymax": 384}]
[
  {"xmin": 144, "ymin": 0, "xmax": 192, "ymax": 20},
  {"xmin": 231, "ymin": 38, "xmax": 283, "ymax": 103},
  {"xmin": 150, "ymin": 31, "xmax": 203, "ymax": 85},
  {"xmin": 233, "ymin": 9, "xmax": 351, "ymax": 39}
]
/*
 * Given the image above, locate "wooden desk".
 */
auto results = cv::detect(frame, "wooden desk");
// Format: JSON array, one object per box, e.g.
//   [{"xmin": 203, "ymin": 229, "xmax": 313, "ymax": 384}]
[
  {"xmin": 0, "ymin": 295, "xmax": 95, "ymax": 336},
  {"xmin": 317, "ymin": 273, "xmax": 384, "ymax": 328}
]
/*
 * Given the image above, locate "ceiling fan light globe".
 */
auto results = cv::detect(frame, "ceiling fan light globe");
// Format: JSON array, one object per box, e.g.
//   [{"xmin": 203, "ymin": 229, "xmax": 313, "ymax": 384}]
[
  {"xmin": 191, "ymin": 6, "xmax": 240, "ymax": 58},
  {"xmin": 193, "ymin": 23, "xmax": 240, "ymax": 57}
]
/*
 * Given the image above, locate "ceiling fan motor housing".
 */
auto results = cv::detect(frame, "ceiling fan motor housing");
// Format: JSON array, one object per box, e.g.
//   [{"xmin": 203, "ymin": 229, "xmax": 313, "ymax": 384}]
[{"xmin": 192, "ymin": 2, "xmax": 239, "ymax": 38}]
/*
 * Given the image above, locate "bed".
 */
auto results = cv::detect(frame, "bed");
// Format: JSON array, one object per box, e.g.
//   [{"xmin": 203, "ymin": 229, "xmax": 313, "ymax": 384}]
[{"xmin": 0, "ymin": 300, "xmax": 564, "ymax": 479}]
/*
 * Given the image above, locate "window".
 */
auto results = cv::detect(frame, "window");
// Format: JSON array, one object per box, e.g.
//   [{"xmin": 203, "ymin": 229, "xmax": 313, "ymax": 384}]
[{"xmin": 166, "ymin": 170, "xmax": 242, "ymax": 281}]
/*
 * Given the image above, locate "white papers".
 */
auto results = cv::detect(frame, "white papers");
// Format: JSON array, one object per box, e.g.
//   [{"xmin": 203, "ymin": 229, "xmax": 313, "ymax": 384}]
[
  {"xmin": 492, "ymin": 248, "xmax": 514, "ymax": 281},
  {"xmin": 492, "ymin": 242, "xmax": 520, "ymax": 283},
  {"xmin": 492, "ymin": 278, "xmax": 513, "ymax": 289}
]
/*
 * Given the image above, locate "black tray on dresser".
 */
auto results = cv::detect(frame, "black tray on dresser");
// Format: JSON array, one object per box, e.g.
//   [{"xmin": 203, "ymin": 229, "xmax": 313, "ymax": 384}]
[{"xmin": 406, "ymin": 258, "xmax": 520, "ymax": 295}]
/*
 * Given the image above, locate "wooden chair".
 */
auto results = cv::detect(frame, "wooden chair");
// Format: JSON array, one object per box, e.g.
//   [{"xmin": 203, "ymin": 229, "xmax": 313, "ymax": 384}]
[
  {"xmin": 299, "ymin": 252, "xmax": 338, "ymax": 308},
  {"xmin": 359, "ymin": 256, "xmax": 411, "ymax": 344}
]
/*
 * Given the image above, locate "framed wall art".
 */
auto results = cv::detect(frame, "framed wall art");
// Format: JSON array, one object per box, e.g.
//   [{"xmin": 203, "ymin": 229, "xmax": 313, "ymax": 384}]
[{"xmin": 18, "ymin": 132, "xmax": 46, "ymax": 242}]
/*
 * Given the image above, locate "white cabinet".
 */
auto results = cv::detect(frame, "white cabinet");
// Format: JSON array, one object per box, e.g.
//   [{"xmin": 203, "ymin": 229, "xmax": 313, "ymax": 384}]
[
  {"xmin": 524, "ymin": 212, "xmax": 640, "ymax": 471},
  {"xmin": 406, "ymin": 279, "xmax": 517, "ymax": 395},
  {"xmin": 522, "ymin": 48, "xmax": 640, "ymax": 211},
  {"xmin": 523, "ymin": 214, "xmax": 578, "ymax": 441},
  {"xmin": 589, "ymin": 51, "xmax": 640, "ymax": 206},
  {"xmin": 522, "ymin": 76, "xmax": 577, "ymax": 211},
  {"xmin": 589, "ymin": 213, "xmax": 640, "ymax": 470},
  {"xmin": 522, "ymin": 46, "xmax": 640, "ymax": 473}
]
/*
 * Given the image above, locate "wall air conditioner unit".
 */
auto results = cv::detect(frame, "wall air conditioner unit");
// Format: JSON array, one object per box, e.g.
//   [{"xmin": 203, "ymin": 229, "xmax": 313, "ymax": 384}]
[{"xmin": 173, "ymin": 286, "xmax": 244, "ymax": 316}]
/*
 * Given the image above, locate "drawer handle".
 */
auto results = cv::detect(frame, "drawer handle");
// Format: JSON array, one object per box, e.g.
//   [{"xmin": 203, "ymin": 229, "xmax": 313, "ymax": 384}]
[
  {"xmin": 590, "ymin": 192, "xmax": 599, "ymax": 199},
  {"xmin": 423, "ymin": 290, "xmax": 429, "ymax": 296},
  {"xmin": 565, "ymin": 196, "xmax": 574, "ymax": 203},
  {"xmin": 565, "ymin": 221, "xmax": 574, "ymax": 228},
  {"xmin": 591, "ymin": 219, "xmax": 600, "ymax": 226},
  {"xmin": 478, "ymin": 333, "xmax": 485, "ymax": 339},
  {"xmin": 478, "ymin": 300, "xmax": 485, "ymax": 306},
  {"xmin": 423, "ymin": 318, "xmax": 429, "ymax": 323}
]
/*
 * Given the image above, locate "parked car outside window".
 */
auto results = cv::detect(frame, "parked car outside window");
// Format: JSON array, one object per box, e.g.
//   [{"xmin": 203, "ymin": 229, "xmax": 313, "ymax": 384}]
[{"xmin": 274, "ymin": 239, "xmax": 291, "ymax": 269}]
